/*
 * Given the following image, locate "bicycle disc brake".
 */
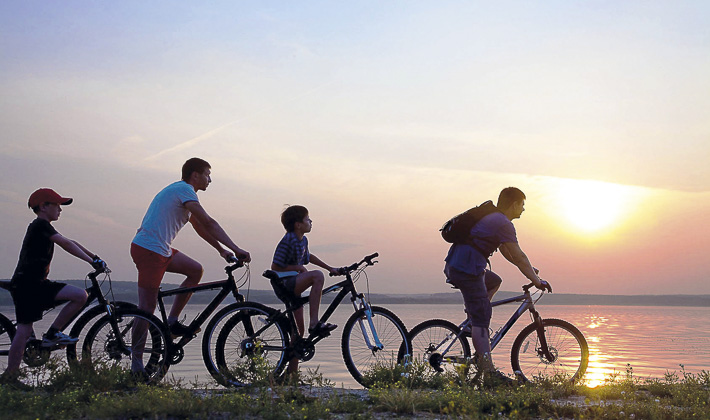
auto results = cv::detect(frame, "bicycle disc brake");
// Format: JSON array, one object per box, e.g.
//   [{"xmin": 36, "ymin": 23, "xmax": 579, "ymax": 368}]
[{"xmin": 537, "ymin": 346, "xmax": 558, "ymax": 364}]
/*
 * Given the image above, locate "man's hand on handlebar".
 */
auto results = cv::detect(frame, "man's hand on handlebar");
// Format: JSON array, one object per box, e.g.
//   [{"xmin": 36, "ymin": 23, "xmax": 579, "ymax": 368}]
[
  {"xmin": 536, "ymin": 280, "xmax": 552, "ymax": 293},
  {"xmin": 222, "ymin": 248, "xmax": 251, "ymax": 263}
]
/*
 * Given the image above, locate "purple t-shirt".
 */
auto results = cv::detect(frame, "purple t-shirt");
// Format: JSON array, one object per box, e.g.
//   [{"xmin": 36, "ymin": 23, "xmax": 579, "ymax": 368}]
[{"xmin": 444, "ymin": 212, "xmax": 517, "ymax": 276}]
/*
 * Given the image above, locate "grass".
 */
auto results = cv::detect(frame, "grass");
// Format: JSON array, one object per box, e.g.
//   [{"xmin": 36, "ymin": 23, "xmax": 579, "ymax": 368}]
[{"xmin": 1, "ymin": 358, "xmax": 708, "ymax": 419}]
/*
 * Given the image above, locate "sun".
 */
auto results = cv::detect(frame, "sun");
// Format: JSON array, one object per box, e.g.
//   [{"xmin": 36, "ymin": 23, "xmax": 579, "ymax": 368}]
[{"xmin": 555, "ymin": 179, "xmax": 635, "ymax": 233}]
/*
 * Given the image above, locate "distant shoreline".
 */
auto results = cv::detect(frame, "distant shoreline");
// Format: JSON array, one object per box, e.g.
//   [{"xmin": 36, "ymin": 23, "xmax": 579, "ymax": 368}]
[{"xmin": 1, "ymin": 279, "xmax": 707, "ymax": 307}]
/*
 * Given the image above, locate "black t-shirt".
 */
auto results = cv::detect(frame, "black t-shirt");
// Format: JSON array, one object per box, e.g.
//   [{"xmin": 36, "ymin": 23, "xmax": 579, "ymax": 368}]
[{"xmin": 11, "ymin": 218, "xmax": 58, "ymax": 285}]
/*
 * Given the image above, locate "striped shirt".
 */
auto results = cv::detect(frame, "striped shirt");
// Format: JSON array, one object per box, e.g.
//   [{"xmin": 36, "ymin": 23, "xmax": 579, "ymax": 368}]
[{"xmin": 272, "ymin": 232, "xmax": 310, "ymax": 268}]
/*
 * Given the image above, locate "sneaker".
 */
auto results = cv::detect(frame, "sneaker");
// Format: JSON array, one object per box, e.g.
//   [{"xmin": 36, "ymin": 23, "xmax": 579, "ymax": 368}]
[
  {"xmin": 482, "ymin": 369, "xmax": 516, "ymax": 388},
  {"xmin": 308, "ymin": 322, "xmax": 338, "ymax": 337},
  {"xmin": 41, "ymin": 331, "xmax": 78, "ymax": 347},
  {"xmin": 169, "ymin": 321, "xmax": 200, "ymax": 338}
]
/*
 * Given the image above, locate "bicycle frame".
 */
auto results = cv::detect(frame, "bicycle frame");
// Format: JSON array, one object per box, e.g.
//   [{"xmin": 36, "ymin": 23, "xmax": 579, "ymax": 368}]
[
  {"xmin": 435, "ymin": 284, "xmax": 554, "ymax": 364},
  {"xmin": 257, "ymin": 253, "xmax": 385, "ymax": 356},
  {"xmin": 155, "ymin": 262, "xmax": 245, "ymax": 349}
]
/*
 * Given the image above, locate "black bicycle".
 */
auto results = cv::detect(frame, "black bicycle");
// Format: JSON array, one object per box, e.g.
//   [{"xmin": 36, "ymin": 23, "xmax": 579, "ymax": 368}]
[
  {"xmin": 202, "ymin": 253, "xmax": 412, "ymax": 388},
  {"xmin": 0, "ymin": 268, "xmax": 158, "ymax": 372},
  {"xmin": 406, "ymin": 282, "xmax": 589, "ymax": 383},
  {"xmin": 81, "ymin": 259, "xmax": 249, "ymax": 384}
]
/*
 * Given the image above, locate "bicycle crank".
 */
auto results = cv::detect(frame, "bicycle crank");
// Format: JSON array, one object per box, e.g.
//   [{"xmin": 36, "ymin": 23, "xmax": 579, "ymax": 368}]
[
  {"xmin": 23, "ymin": 339, "xmax": 51, "ymax": 367},
  {"xmin": 170, "ymin": 347, "xmax": 185, "ymax": 364}
]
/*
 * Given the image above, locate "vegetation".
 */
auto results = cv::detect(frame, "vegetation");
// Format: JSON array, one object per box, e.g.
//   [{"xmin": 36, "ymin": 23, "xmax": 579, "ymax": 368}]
[{"xmin": 1, "ymin": 358, "xmax": 708, "ymax": 419}]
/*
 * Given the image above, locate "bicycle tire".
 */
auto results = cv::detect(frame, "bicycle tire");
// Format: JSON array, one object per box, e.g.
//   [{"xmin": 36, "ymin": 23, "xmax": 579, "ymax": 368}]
[
  {"xmin": 203, "ymin": 302, "xmax": 290, "ymax": 387},
  {"xmin": 407, "ymin": 319, "xmax": 472, "ymax": 375},
  {"xmin": 83, "ymin": 308, "xmax": 170, "ymax": 384},
  {"xmin": 66, "ymin": 301, "xmax": 137, "ymax": 364},
  {"xmin": 0, "ymin": 314, "xmax": 16, "ymax": 372},
  {"xmin": 341, "ymin": 305, "xmax": 411, "ymax": 387},
  {"xmin": 510, "ymin": 318, "xmax": 588, "ymax": 383}
]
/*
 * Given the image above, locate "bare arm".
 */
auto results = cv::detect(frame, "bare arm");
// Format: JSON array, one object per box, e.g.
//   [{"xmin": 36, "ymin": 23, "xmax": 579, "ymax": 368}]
[
  {"xmin": 499, "ymin": 241, "xmax": 543, "ymax": 288},
  {"xmin": 185, "ymin": 201, "xmax": 251, "ymax": 262},
  {"xmin": 71, "ymin": 240, "xmax": 97, "ymax": 259},
  {"xmin": 51, "ymin": 234, "xmax": 94, "ymax": 264},
  {"xmin": 310, "ymin": 254, "xmax": 338, "ymax": 275}
]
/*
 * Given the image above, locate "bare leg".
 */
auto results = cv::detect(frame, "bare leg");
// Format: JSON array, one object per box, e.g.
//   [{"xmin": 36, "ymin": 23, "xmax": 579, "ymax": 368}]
[
  {"xmin": 165, "ymin": 252, "xmax": 203, "ymax": 321},
  {"xmin": 285, "ymin": 271, "xmax": 326, "ymax": 374},
  {"xmin": 470, "ymin": 324, "xmax": 494, "ymax": 372},
  {"xmin": 50, "ymin": 285, "xmax": 88, "ymax": 332},
  {"xmin": 5, "ymin": 324, "xmax": 33, "ymax": 375},
  {"xmin": 131, "ymin": 286, "xmax": 159, "ymax": 372},
  {"xmin": 287, "ymin": 307, "xmax": 305, "ymax": 374},
  {"xmin": 293, "ymin": 271, "xmax": 325, "ymax": 329}
]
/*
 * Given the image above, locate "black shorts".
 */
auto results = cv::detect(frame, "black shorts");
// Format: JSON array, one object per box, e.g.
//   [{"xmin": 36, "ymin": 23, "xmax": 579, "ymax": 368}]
[{"xmin": 11, "ymin": 280, "xmax": 68, "ymax": 324}]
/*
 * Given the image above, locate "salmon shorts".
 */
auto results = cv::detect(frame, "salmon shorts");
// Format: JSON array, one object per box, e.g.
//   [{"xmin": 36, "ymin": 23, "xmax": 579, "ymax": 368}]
[{"xmin": 130, "ymin": 243, "xmax": 179, "ymax": 290}]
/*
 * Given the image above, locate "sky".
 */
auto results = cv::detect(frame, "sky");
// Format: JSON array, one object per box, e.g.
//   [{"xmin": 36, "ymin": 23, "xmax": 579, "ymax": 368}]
[{"xmin": 1, "ymin": 1, "xmax": 708, "ymax": 296}]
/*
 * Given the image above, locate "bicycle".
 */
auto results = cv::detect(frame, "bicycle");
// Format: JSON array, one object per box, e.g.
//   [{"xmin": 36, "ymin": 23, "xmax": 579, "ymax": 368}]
[
  {"xmin": 0, "ymin": 268, "xmax": 149, "ymax": 371},
  {"xmin": 81, "ymin": 259, "xmax": 248, "ymax": 384},
  {"xmin": 201, "ymin": 253, "xmax": 412, "ymax": 388},
  {"xmin": 406, "ymin": 282, "xmax": 589, "ymax": 383}
]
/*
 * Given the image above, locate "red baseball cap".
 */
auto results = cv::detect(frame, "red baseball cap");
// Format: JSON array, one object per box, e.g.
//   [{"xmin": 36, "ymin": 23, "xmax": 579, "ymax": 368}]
[{"xmin": 28, "ymin": 188, "xmax": 73, "ymax": 208}]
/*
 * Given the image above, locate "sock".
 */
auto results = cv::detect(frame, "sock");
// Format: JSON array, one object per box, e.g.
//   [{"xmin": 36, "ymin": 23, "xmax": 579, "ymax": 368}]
[{"xmin": 167, "ymin": 316, "xmax": 178, "ymax": 325}]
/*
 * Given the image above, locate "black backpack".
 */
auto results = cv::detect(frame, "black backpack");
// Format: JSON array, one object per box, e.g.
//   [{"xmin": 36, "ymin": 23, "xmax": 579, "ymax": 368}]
[{"xmin": 440, "ymin": 200, "xmax": 500, "ymax": 244}]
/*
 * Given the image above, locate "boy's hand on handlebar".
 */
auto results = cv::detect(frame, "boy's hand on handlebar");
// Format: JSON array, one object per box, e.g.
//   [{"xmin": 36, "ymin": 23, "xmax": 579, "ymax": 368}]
[
  {"xmin": 91, "ymin": 256, "xmax": 108, "ymax": 272},
  {"xmin": 329, "ymin": 267, "xmax": 346, "ymax": 277}
]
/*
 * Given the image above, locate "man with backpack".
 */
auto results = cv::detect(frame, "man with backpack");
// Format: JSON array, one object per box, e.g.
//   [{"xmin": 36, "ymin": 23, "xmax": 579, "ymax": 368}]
[{"xmin": 443, "ymin": 187, "xmax": 550, "ymax": 386}]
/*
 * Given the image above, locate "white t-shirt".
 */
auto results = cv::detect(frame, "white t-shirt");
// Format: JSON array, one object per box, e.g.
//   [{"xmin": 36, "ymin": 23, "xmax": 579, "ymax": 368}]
[{"xmin": 132, "ymin": 181, "xmax": 199, "ymax": 257}]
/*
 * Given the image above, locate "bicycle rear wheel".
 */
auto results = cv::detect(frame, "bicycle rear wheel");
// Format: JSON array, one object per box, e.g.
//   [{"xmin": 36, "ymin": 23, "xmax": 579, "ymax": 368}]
[
  {"xmin": 341, "ymin": 306, "xmax": 411, "ymax": 387},
  {"xmin": 407, "ymin": 319, "xmax": 472, "ymax": 375},
  {"xmin": 0, "ymin": 314, "xmax": 16, "ymax": 372},
  {"xmin": 511, "ymin": 318, "xmax": 588, "ymax": 383},
  {"xmin": 204, "ymin": 302, "xmax": 290, "ymax": 387},
  {"xmin": 83, "ymin": 308, "xmax": 170, "ymax": 384}
]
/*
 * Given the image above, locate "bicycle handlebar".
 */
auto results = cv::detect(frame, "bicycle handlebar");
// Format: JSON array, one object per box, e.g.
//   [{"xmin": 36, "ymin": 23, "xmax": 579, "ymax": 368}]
[
  {"xmin": 523, "ymin": 279, "xmax": 553, "ymax": 293},
  {"xmin": 330, "ymin": 252, "xmax": 379, "ymax": 277},
  {"xmin": 87, "ymin": 267, "xmax": 110, "ymax": 280}
]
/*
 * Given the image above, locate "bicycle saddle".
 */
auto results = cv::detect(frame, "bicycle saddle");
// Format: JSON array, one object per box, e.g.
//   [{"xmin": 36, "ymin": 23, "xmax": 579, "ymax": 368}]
[{"xmin": 262, "ymin": 270, "xmax": 303, "ymax": 309}]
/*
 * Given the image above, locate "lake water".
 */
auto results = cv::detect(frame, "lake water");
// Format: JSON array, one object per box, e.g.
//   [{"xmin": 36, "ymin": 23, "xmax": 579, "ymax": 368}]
[{"xmin": 5, "ymin": 303, "xmax": 709, "ymax": 388}]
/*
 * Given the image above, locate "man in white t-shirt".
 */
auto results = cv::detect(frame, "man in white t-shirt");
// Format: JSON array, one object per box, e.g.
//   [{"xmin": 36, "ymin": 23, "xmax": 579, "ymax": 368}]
[{"xmin": 130, "ymin": 158, "xmax": 250, "ymax": 376}]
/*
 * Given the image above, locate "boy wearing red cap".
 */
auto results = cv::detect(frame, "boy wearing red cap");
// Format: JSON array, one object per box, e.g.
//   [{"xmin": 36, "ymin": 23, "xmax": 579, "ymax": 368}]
[{"xmin": 1, "ymin": 188, "xmax": 107, "ymax": 385}]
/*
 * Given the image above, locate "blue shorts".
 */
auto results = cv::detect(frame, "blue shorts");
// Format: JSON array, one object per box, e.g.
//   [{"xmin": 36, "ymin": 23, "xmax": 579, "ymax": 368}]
[{"xmin": 444, "ymin": 266, "xmax": 497, "ymax": 329}]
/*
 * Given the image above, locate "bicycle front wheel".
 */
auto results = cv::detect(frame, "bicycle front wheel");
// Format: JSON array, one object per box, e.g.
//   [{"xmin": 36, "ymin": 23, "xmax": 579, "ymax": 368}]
[
  {"xmin": 83, "ymin": 308, "xmax": 170, "ymax": 384},
  {"xmin": 408, "ymin": 319, "xmax": 472, "ymax": 375},
  {"xmin": 511, "ymin": 318, "xmax": 588, "ymax": 383},
  {"xmin": 204, "ymin": 302, "xmax": 290, "ymax": 387},
  {"xmin": 341, "ymin": 306, "xmax": 411, "ymax": 387},
  {"xmin": 0, "ymin": 314, "xmax": 16, "ymax": 372},
  {"xmin": 66, "ymin": 301, "xmax": 137, "ymax": 365}
]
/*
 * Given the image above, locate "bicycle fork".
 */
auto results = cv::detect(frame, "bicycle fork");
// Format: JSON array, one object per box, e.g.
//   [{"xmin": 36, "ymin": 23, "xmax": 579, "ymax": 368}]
[
  {"xmin": 531, "ymin": 310, "xmax": 555, "ymax": 362},
  {"xmin": 351, "ymin": 296, "xmax": 384, "ymax": 352}
]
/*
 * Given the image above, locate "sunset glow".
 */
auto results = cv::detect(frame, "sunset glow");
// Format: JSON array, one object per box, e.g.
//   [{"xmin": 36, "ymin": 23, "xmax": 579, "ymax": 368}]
[
  {"xmin": 553, "ymin": 180, "xmax": 640, "ymax": 234},
  {"xmin": 0, "ymin": 4, "xmax": 708, "ymax": 296}
]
